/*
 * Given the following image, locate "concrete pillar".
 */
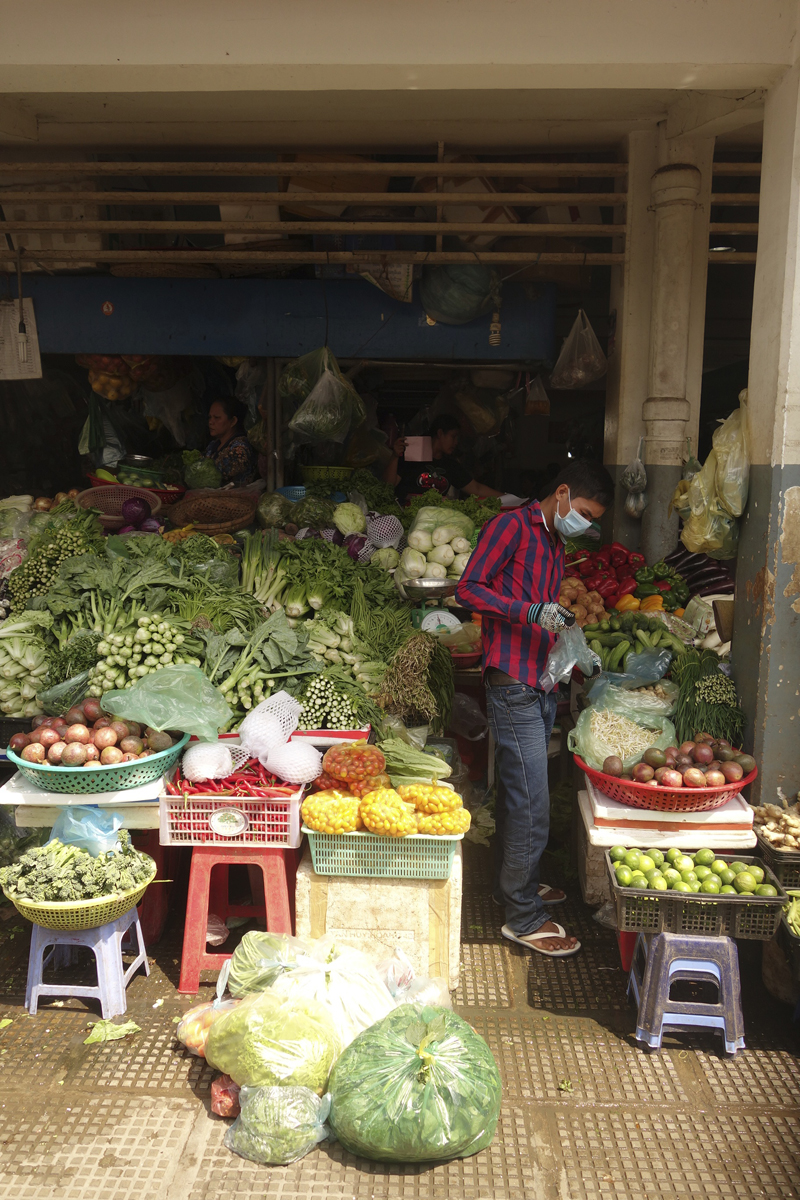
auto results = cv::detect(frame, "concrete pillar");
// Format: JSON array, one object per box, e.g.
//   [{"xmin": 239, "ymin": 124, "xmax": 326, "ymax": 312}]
[
  {"xmin": 604, "ymin": 130, "xmax": 658, "ymax": 548},
  {"xmin": 733, "ymin": 62, "xmax": 800, "ymax": 803}
]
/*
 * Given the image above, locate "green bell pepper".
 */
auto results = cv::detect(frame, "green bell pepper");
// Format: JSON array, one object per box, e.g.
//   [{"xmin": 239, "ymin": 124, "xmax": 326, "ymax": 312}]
[{"xmin": 634, "ymin": 566, "xmax": 656, "ymax": 584}]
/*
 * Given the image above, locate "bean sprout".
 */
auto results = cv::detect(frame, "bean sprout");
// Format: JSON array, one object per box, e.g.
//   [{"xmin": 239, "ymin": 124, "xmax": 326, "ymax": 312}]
[{"xmin": 588, "ymin": 709, "xmax": 659, "ymax": 761}]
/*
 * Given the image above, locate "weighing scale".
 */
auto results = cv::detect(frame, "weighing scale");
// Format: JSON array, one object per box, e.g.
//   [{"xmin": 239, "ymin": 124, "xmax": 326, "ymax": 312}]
[{"xmin": 394, "ymin": 576, "xmax": 462, "ymax": 631}]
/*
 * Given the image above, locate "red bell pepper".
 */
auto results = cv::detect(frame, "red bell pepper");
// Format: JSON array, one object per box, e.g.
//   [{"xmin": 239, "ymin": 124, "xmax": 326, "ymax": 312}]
[
  {"xmin": 615, "ymin": 578, "xmax": 638, "ymax": 598},
  {"xmin": 596, "ymin": 577, "xmax": 620, "ymax": 599},
  {"xmin": 594, "ymin": 546, "xmax": 612, "ymax": 565},
  {"xmin": 610, "ymin": 549, "xmax": 628, "ymax": 569},
  {"xmin": 654, "ymin": 579, "xmax": 672, "ymax": 592},
  {"xmin": 614, "ymin": 564, "xmax": 633, "ymax": 582},
  {"xmin": 627, "ymin": 551, "xmax": 646, "ymax": 569},
  {"xmin": 564, "ymin": 566, "xmax": 581, "ymax": 578},
  {"xmin": 582, "ymin": 572, "xmax": 604, "ymax": 590},
  {"xmin": 577, "ymin": 559, "xmax": 594, "ymax": 576}
]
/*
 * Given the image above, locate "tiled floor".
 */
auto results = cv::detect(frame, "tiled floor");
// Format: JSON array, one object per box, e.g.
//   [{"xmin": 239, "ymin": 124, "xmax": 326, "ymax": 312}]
[{"xmin": 0, "ymin": 841, "xmax": 797, "ymax": 1200}]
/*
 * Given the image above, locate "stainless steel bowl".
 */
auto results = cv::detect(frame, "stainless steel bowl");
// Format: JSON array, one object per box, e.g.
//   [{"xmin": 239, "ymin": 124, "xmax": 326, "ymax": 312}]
[
  {"xmin": 121, "ymin": 454, "xmax": 154, "ymax": 468},
  {"xmin": 395, "ymin": 577, "xmax": 458, "ymax": 603}
]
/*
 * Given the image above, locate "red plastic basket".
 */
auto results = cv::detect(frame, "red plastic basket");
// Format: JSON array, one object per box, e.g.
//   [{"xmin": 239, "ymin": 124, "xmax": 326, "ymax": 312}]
[
  {"xmin": 574, "ymin": 755, "xmax": 758, "ymax": 813},
  {"xmin": 86, "ymin": 474, "xmax": 186, "ymax": 505}
]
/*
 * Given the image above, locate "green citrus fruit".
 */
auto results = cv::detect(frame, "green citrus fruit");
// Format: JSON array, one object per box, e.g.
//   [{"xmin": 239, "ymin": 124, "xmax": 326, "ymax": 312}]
[
  {"xmin": 694, "ymin": 865, "xmax": 712, "ymax": 882},
  {"xmin": 671, "ymin": 880, "xmax": 692, "ymax": 892},
  {"xmin": 615, "ymin": 866, "xmax": 633, "ymax": 886},
  {"xmin": 700, "ymin": 877, "xmax": 721, "ymax": 893},
  {"xmin": 644, "ymin": 868, "xmax": 663, "ymax": 884},
  {"xmin": 694, "ymin": 848, "xmax": 716, "ymax": 867},
  {"xmin": 749, "ymin": 865, "xmax": 765, "ymax": 884},
  {"xmin": 681, "ymin": 870, "xmax": 698, "ymax": 885},
  {"xmin": 755, "ymin": 884, "xmax": 778, "ymax": 897},
  {"xmin": 718, "ymin": 868, "xmax": 736, "ymax": 886},
  {"xmin": 638, "ymin": 855, "xmax": 656, "ymax": 874},
  {"xmin": 733, "ymin": 871, "xmax": 757, "ymax": 893},
  {"xmin": 651, "ymin": 876, "xmax": 668, "ymax": 891},
  {"xmin": 646, "ymin": 849, "xmax": 665, "ymax": 868},
  {"xmin": 624, "ymin": 850, "xmax": 643, "ymax": 870},
  {"xmin": 675, "ymin": 855, "xmax": 695, "ymax": 874},
  {"xmin": 630, "ymin": 876, "xmax": 649, "ymax": 889},
  {"xmin": 711, "ymin": 860, "xmax": 728, "ymax": 876},
  {"xmin": 690, "ymin": 882, "xmax": 702, "ymax": 892},
  {"xmin": 720, "ymin": 885, "xmax": 737, "ymax": 894},
  {"xmin": 662, "ymin": 868, "xmax": 681, "ymax": 884},
  {"xmin": 665, "ymin": 848, "xmax": 682, "ymax": 864},
  {"xmin": 610, "ymin": 845, "xmax": 628, "ymax": 863},
  {"xmin": 729, "ymin": 862, "xmax": 748, "ymax": 875}
]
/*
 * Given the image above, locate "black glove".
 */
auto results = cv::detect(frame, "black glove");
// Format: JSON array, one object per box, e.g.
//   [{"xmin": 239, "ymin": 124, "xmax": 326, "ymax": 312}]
[
  {"xmin": 527, "ymin": 602, "xmax": 575, "ymax": 634},
  {"xmin": 587, "ymin": 649, "xmax": 603, "ymax": 678}
]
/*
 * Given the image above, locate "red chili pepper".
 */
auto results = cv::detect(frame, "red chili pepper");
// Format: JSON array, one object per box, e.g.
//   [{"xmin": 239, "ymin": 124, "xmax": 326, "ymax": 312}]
[{"xmin": 165, "ymin": 780, "xmax": 180, "ymax": 796}]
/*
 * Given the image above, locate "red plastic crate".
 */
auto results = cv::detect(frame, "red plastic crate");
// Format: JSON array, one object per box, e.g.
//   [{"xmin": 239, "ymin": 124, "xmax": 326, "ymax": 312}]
[{"xmin": 159, "ymin": 789, "xmax": 304, "ymax": 848}]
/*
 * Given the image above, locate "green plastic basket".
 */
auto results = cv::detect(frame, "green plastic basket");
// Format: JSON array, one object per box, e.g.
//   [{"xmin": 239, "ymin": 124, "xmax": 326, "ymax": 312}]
[
  {"xmin": 7, "ymin": 733, "xmax": 190, "ymax": 795},
  {"xmin": 4, "ymin": 859, "xmax": 157, "ymax": 930},
  {"xmin": 302, "ymin": 825, "xmax": 462, "ymax": 879}
]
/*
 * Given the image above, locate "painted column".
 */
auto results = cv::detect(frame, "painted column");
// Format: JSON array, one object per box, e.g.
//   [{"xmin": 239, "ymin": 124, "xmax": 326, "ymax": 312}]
[{"xmin": 733, "ymin": 62, "xmax": 800, "ymax": 803}]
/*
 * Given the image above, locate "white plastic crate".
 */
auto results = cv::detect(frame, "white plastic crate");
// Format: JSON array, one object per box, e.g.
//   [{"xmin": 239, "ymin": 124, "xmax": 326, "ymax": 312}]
[{"xmin": 159, "ymin": 788, "xmax": 304, "ymax": 848}]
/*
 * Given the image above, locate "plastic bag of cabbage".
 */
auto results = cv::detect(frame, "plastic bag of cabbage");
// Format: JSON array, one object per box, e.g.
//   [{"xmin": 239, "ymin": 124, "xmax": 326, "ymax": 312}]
[
  {"xmin": 328, "ymin": 1005, "xmax": 501, "ymax": 1162},
  {"xmin": 396, "ymin": 506, "xmax": 474, "ymax": 587},
  {"xmin": 224, "ymin": 1086, "xmax": 330, "ymax": 1166},
  {"xmin": 205, "ymin": 991, "xmax": 339, "ymax": 1093},
  {"xmin": 228, "ymin": 931, "xmax": 395, "ymax": 1048}
]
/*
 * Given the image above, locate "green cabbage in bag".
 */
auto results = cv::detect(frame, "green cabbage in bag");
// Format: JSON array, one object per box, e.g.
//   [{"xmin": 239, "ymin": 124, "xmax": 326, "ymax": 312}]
[
  {"xmin": 205, "ymin": 991, "xmax": 339, "ymax": 1093},
  {"xmin": 229, "ymin": 932, "xmax": 306, "ymax": 996},
  {"xmin": 257, "ymin": 492, "xmax": 293, "ymax": 529},
  {"xmin": 224, "ymin": 1086, "xmax": 330, "ymax": 1166},
  {"xmin": 328, "ymin": 1005, "xmax": 501, "ymax": 1163},
  {"xmin": 567, "ymin": 706, "xmax": 676, "ymax": 772}
]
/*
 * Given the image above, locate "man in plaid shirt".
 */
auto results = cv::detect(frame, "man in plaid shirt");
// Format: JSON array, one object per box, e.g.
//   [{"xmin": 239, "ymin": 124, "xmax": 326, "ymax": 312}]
[{"xmin": 456, "ymin": 462, "xmax": 613, "ymax": 957}]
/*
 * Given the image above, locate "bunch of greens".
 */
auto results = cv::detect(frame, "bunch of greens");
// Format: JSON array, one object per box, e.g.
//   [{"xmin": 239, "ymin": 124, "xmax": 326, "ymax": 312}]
[
  {"xmin": 378, "ymin": 738, "xmax": 452, "ymax": 786},
  {"xmin": 0, "ymin": 831, "xmax": 154, "ymax": 904},
  {"xmin": 182, "ymin": 449, "xmax": 221, "ymax": 489},
  {"xmin": 302, "ymin": 610, "xmax": 387, "ymax": 697},
  {"xmin": 671, "ymin": 649, "xmax": 745, "ymax": 745},
  {"xmin": 348, "ymin": 470, "xmax": 401, "ymax": 516},
  {"xmin": 376, "ymin": 632, "xmax": 454, "ymax": 733},
  {"xmin": 42, "ymin": 630, "xmax": 102, "ymax": 689},
  {"xmin": 224, "ymin": 1086, "xmax": 330, "ymax": 1166},
  {"xmin": 292, "ymin": 495, "xmax": 336, "ymax": 531},
  {"xmin": 8, "ymin": 502, "xmax": 105, "ymax": 612},
  {"xmin": 205, "ymin": 991, "xmax": 339, "ymax": 1092},
  {"xmin": 0, "ymin": 610, "xmax": 54, "ymax": 718},
  {"xmin": 85, "ymin": 612, "xmax": 203, "ymax": 698},
  {"xmin": 327, "ymin": 1005, "xmax": 501, "ymax": 1163}
]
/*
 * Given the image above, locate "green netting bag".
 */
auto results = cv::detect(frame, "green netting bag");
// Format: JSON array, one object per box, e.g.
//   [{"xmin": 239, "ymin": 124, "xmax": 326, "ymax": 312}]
[
  {"xmin": 567, "ymin": 705, "xmax": 676, "ymax": 771},
  {"xmin": 327, "ymin": 1004, "xmax": 501, "ymax": 1163}
]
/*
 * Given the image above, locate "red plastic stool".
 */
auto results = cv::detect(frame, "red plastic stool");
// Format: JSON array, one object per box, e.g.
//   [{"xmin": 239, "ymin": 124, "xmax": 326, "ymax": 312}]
[
  {"xmin": 178, "ymin": 846, "xmax": 293, "ymax": 993},
  {"xmin": 618, "ymin": 930, "xmax": 638, "ymax": 973}
]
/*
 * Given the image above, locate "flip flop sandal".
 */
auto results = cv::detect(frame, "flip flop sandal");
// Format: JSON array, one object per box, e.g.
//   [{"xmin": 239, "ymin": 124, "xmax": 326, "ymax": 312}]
[
  {"xmin": 538, "ymin": 884, "xmax": 567, "ymax": 905},
  {"xmin": 501, "ymin": 922, "xmax": 582, "ymax": 958}
]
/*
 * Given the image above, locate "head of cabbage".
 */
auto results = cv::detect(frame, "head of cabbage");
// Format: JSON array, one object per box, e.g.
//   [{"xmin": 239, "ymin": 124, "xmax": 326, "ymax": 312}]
[
  {"xmin": 205, "ymin": 991, "xmax": 340, "ymax": 1094},
  {"xmin": 257, "ymin": 492, "xmax": 293, "ymax": 529},
  {"xmin": 371, "ymin": 547, "xmax": 400, "ymax": 571},
  {"xmin": 332, "ymin": 502, "xmax": 366, "ymax": 536},
  {"xmin": 182, "ymin": 449, "xmax": 222, "ymax": 489}
]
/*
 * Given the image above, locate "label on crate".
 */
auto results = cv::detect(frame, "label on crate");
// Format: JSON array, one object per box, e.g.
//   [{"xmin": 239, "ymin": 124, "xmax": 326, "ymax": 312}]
[{"xmin": 209, "ymin": 807, "xmax": 249, "ymax": 837}]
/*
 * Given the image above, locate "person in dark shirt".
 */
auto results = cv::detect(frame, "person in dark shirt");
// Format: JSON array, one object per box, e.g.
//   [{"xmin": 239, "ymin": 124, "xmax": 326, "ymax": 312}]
[{"xmin": 383, "ymin": 414, "xmax": 502, "ymax": 504}]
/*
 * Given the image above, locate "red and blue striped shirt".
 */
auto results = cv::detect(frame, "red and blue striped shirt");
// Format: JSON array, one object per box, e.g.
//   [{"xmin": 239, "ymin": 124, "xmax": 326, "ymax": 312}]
[{"xmin": 455, "ymin": 502, "xmax": 564, "ymax": 688}]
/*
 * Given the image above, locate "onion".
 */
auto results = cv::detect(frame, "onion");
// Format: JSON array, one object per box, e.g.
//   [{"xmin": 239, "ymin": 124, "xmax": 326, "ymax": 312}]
[
  {"xmin": 21, "ymin": 742, "xmax": 46, "ymax": 763},
  {"xmin": 121, "ymin": 496, "xmax": 151, "ymax": 526},
  {"xmin": 67, "ymin": 489, "xmax": 80, "ymax": 499},
  {"xmin": 119, "ymin": 525, "xmax": 138, "ymax": 535},
  {"xmin": 54, "ymin": 492, "xmax": 68, "ymax": 504},
  {"xmin": 9, "ymin": 733, "xmax": 28, "ymax": 752},
  {"xmin": 33, "ymin": 497, "xmax": 52, "ymax": 511}
]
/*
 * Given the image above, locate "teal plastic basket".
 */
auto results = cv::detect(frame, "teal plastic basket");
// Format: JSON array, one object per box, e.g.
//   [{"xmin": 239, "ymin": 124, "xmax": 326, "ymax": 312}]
[
  {"xmin": 302, "ymin": 826, "xmax": 462, "ymax": 879},
  {"xmin": 7, "ymin": 733, "xmax": 190, "ymax": 795}
]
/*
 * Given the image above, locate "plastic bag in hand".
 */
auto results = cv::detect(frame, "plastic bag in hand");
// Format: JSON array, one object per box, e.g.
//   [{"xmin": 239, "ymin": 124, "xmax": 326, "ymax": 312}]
[
  {"xmin": 327, "ymin": 1004, "xmax": 501, "ymax": 1163},
  {"xmin": 539, "ymin": 625, "xmax": 597, "ymax": 694},
  {"xmin": 224, "ymin": 1086, "xmax": 330, "ymax": 1165},
  {"xmin": 102, "ymin": 664, "xmax": 232, "ymax": 742},
  {"xmin": 549, "ymin": 309, "xmax": 607, "ymax": 389}
]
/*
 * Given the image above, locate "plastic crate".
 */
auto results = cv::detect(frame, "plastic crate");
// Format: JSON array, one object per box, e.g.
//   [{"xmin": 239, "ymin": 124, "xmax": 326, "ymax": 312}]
[
  {"xmin": 7, "ymin": 733, "xmax": 189, "ymax": 794},
  {"xmin": 276, "ymin": 486, "xmax": 306, "ymax": 502},
  {"xmin": 303, "ymin": 826, "xmax": 462, "ymax": 879},
  {"xmin": 778, "ymin": 913, "xmax": 800, "ymax": 985},
  {"xmin": 575, "ymin": 754, "xmax": 757, "ymax": 813},
  {"xmin": 160, "ymin": 789, "xmax": 304, "ymax": 847},
  {"xmin": 605, "ymin": 852, "xmax": 786, "ymax": 941},
  {"xmin": 754, "ymin": 829, "xmax": 800, "ymax": 888}
]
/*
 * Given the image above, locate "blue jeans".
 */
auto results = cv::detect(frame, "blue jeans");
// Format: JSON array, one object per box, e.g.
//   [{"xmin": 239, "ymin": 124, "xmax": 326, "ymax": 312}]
[{"xmin": 486, "ymin": 682, "xmax": 557, "ymax": 936}]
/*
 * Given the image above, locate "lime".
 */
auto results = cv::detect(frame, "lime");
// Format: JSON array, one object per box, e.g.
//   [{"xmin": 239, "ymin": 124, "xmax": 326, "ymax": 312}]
[
  {"xmin": 700, "ymin": 877, "xmax": 721, "ymax": 894},
  {"xmin": 711, "ymin": 860, "xmax": 728, "ymax": 877},
  {"xmin": 671, "ymin": 880, "xmax": 692, "ymax": 892},
  {"xmin": 638, "ymin": 855, "xmax": 656, "ymax": 874},
  {"xmin": 733, "ymin": 871, "xmax": 758, "ymax": 893},
  {"xmin": 665, "ymin": 848, "xmax": 683, "ymax": 864},
  {"xmin": 680, "ymin": 870, "xmax": 698, "ymax": 885},
  {"xmin": 729, "ymin": 861, "xmax": 748, "ymax": 875},
  {"xmin": 624, "ymin": 850, "xmax": 643, "ymax": 870},
  {"xmin": 749, "ymin": 865, "xmax": 765, "ymax": 884},
  {"xmin": 645, "ymin": 869, "xmax": 664, "ymax": 884},
  {"xmin": 718, "ymin": 868, "xmax": 736, "ymax": 886},
  {"xmin": 720, "ymin": 885, "xmax": 737, "ymax": 894},
  {"xmin": 755, "ymin": 884, "xmax": 778, "ymax": 897},
  {"xmin": 675, "ymin": 855, "xmax": 695, "ymax": 874},
  {"xmin": 694, "ymin": 848, "xmax": 716, "ymax": 867},
  {"xmin": 615, "ymin": 866, "xmax": 633, "ymax": 886},
  {"xmin": 646, "ymin": 849, "xmax": 665, "ymax": 868},
  {"xmin": 690, "ymin": 882, "xmax": 702, "ymax": 892},
  {"xmin": 610, "ymin": 845, "xmax": 628, "ymax": 863},
  {"xmin": 630, "ymin": 876, "xmax": 649, "ymax": 889},
  {"xmin": 662, "ymin": 868, "xmax": 681, "ymax": 885},
  {"xmin": 694, "ymin": 865, "xmax": 713, "ymax": 882},
  {"xmin": 651, "ymin": 876, "xmax": 669, "ymax": 891}
]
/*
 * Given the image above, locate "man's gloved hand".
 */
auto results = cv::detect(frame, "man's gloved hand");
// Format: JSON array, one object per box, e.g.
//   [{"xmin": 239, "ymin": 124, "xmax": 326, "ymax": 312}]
[
  {"xmin": 527, "ymin": 602, "xmax": 575, "ymax": 634},
  {"xmin": 587, "ymin": 649, "xmax": 603, "ymax": 678}
]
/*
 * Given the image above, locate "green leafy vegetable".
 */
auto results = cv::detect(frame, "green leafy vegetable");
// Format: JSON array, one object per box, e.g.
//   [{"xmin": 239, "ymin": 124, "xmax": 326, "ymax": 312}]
[
  {"xmin": 224, "ymin": 1086, "xmax": 330, "ymax": 1165},
  {"xmin": 0, "ymin": 832, "xmax": 154, "ymax": 904},
  {"xmin": 327, "ymin": 1005, "xmax": 501, "ymax": 1163},
  {"xmin": 182, "ymin": 449, "xmax": 221, "ymax": 489},
  {"xmin": 84, "ymin": 1019, "xmax": 141, "ymax": 1045},
  {"xmin": 205, "ymin": 991, "xmax": 339, "ymax": 1092}
]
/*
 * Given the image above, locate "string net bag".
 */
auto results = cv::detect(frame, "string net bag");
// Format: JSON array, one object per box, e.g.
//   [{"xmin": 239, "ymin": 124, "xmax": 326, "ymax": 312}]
[
  {"xmin": 238, "ymin": 691, "xmax": 302, "ymax": 758},
  {"xmin": 181, "ymin": 742, "xmax": 250, "ymax": 781},
  {"xmin": 264, "ymin": 741, "xmax": 323, "ymax": 785}
]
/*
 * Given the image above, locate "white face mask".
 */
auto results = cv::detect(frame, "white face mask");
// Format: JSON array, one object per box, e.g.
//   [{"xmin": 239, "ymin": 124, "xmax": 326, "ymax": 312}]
[{"xmin": 553, "ymin": 489, "xmax": 592, "ymax": 542}]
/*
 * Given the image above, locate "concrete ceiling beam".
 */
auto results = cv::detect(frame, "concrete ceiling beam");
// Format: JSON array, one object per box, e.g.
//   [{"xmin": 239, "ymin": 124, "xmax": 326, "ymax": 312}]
[{"xmin": 666, "ymin": 90, "xmax": 766, "ymax": 140}]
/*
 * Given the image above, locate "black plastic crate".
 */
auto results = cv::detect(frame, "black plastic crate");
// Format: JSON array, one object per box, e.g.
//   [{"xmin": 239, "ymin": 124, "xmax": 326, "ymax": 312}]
[
  {"xmin": 605, "ymin": 851, "xmax": 786, "ymax": 941},
  {"xmin": 0, "ymin": 718, "xmax": 30, "ymax": 751},
  {"xmin": 754, "ymin": 829, "xmax": 800, "ymax": 889}
]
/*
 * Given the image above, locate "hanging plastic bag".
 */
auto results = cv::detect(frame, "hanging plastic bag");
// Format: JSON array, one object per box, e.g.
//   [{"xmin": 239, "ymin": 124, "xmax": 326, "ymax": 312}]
[
  {"xmin": 669, "ymin": 478, "xmax": 692, "ymax": 522},
  {"xmin": 621, "ymin": 436, "xmax": 647, "ymax": 494},
  {"xmin": 549, "ymin": 309, "xmax": 607, "ymax": 389},
  {"xmin": 682, "ymin": 437, "xmax": 702, "ymax": 481},
  {"xmin": 448, "ymin": 693, "xmax": 488, "ymax": 741},
  {"xmin": 419, "ymin": 264, "xmax": 501, "ymax": 325},
  {"xmin": 524, "ymin": 374, "xmax": 551, "ymax": 416},
  {"xmin": 102, "ymin": 664, "xmax": 232, "ymax": 742},
  {"xmin": 567, "ymin": 707, "xmax": 676, "ymax": 772},
  {"xmin": 327, "ymin": 1004, "xmax": 501, "ymax": 1163},
  {"xmin": 288, "ymin": 348, "xmax": 365, "ymax": 445},
  {"xmin": 712, "ymin": 393, "xmax": 750, "ymax": 518},
  {"xmin": 205, "ymin": 991, "xmax": 340, "ymax": 1092},
  {"xmin": 585, "ymin": 648, "xmax": 673, "ymax": 690},
  {"xmin": 48, "ymin": 806, "xmax": 126, "ymax": 857},
  {"xmin": 224, "ymin": 1086, "xmax": 330, "ymax": 1166},
  {"xmin": 539, "ymin": 624, "xmax": 597, "ymax": 694},
  {"xmin": 37, "ymin": 668, "xmax": 94, "ymax": 717},
  {"xmin": 680, "ymin": 451, "xmax": 740, "ymax": 559}
]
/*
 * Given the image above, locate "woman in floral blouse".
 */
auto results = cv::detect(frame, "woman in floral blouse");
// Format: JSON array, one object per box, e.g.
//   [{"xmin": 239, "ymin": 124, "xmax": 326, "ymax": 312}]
[{"xmin": 205, "ymin": 397, "xmax": 258, "ymax": 486}]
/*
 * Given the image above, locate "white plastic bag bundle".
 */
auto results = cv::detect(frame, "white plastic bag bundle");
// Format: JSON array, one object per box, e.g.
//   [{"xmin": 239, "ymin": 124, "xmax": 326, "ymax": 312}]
[
  {"xmin": 270, "ymin": 937, "xmax": 394, "ymax": 1047},
  {"xmin": 264, "ymin": 740, "xmax": 322, "ymax": 784},
  {"xmin": 182, "ymin": 742, "xmax": 234, "ymax": 782},
  {"xmin": 239, "ymin": 691, "xmax": 302, "ymax": 757}
]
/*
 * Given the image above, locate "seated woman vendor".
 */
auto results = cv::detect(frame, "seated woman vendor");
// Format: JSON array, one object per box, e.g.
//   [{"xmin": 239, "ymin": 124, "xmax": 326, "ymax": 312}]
[
  {"xmin": 205, "ymin": 397, "xmax": 258, "ymax": 486},
  {"xmin": 384, "ymin": 414, "xmax": 502, "ymax": 504}
]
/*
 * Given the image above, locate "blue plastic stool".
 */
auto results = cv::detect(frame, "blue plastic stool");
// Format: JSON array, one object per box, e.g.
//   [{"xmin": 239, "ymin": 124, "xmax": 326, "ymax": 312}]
[
  {"xmin": 627, "ymin": 931, "xmax": 745, "ymax": 1054},
  {"xmin": 25, "ymin": 908, "xmax": 149, "ymax": 1019}
]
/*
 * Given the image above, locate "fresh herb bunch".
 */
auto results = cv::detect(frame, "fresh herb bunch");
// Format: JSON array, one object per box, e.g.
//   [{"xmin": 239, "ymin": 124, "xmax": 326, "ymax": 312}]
[
  {"xmin": 349, "ymin": 470, "xmax": 401, "ymax": 516},
  {"xmin": 44, "ymin": 630, "xmax": 102, "ymax": 688},
  {"xmin": 671, "ymin": 648, "xmax": 744, "ymax": 745}
]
